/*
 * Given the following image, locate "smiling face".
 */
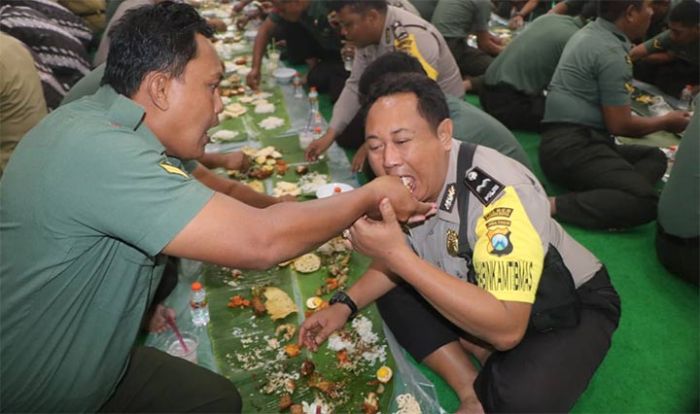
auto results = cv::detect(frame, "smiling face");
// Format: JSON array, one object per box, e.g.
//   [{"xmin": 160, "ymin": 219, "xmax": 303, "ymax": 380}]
[
  {"xmin": 365, "ymin": 92, "xmax": 452, "ymax": 203},
  {"xmin": 158, "ymin": 34, "xmax": 223, "ymax": 159}
]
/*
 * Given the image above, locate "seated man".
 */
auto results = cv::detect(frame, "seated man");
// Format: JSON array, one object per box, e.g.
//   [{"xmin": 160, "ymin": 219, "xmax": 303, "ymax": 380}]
[
  {"xmin": 656, "ymin": 96, "xmax": 699, "ymax": 285},
  {"xmin": 540, "ymin": 0, "xmax": 690, "ymax": 230},
  {"xmin": 304, "ymin": 0, "xmax": 463, "ymax": 160},
  {"xmin": 431, "ymin": 0, "xmax": 503, "ymax": 91},
  {"xmin": 300, "ymin": 73, "xmax": 621, "ymax": 413},
  {"xmin": 480, "ymin": 7, "xmax": 594, "ymax": 131},
  {"xmin": 630, "ymin": 0, "xmax": 699, "ymax": 98},
  {"xmin": 0, "ymin": 33, "xmax": 47, "ymax": 177},
  {"xmin": 352, "ymin": 52, "xmax": 532, "ymax": 171},
  {"xmin": 0, "ymin": 3, "xmax": 432, "ymax": 412},
  {"xmin": 246, "ymin": 0, "xmax": 348, "ymax": 101}
]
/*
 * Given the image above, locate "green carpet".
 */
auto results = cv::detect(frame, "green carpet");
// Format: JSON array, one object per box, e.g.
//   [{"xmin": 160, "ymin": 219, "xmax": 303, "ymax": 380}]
[{"xmin": 317, "ymin": 92, "xmax": 699, "ymax": 413}]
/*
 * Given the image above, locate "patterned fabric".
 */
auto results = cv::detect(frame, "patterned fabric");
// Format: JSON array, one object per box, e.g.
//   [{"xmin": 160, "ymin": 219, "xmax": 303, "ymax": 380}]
[{"xmin": 0, "ymin": 0, "xmax": 91, "ymax": 103}]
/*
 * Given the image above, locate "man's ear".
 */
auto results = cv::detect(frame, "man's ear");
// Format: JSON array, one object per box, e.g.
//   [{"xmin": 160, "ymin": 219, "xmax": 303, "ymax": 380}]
[
  {"xmin": 144, "ymin": 72, "xmax": 170, "ymax": 111},
  {"xmin": 436, "ymin": 118, "xmax": 453, "ymax": 149}
]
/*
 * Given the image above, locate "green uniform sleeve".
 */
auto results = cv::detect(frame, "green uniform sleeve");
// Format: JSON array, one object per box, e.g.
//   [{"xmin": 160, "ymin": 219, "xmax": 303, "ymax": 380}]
[
  {"xmin": 598, "ymin": 49, "xmax": 632, "ymax": 107},
  {"xmin": 643, "ymin": 30, "xmax": 671, "ymax": 54}
]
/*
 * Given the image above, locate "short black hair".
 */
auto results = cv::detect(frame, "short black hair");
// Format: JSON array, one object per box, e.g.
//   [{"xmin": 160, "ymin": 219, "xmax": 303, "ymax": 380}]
[
  {"xmin": 364, "ymin": 72, "xmax": 449, "ymax": 133},
  {"xmin": 102, "ymin": 1, "xmax": 214, "ymax": 97},
  {"xmin": 358, "ymin": 52, "xmax": 425, "ymax": 98},
  {"xmin": 597, "ymin": 0, "xmax": 644, "ymax": 22},
  {"xmin": 328, "ymin": 0, "xmax": 387, "ymax": 14},
  {"xmin": 669, "ymin": 0, "xmax": 700, "ymax": 26}
]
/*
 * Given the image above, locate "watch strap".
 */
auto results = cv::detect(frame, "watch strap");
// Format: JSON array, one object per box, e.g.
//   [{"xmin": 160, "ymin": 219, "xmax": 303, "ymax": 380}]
[{"xmin": 329, "ymin": 291, "xmax": 358, "ymax": 318}]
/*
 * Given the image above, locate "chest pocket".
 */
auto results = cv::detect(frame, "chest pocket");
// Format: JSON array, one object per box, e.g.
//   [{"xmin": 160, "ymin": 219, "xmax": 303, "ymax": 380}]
[{"xmin": 92, "ymin": 241, "xmax": 161, "ymax": 317}]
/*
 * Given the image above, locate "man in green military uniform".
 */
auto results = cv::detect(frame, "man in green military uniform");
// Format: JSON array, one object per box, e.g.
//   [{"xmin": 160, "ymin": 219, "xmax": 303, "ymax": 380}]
[
  {"xmin": 656, "ymin": 96, "xmax": 699, "ymax": 285},
  {"xmin": 540, "ymin": 0, "xmax": 690, "ymax": 230},
  {"xmin": 480, "ymin": 8, "xmax": 593, "ymax": 131},
  {"xmin": 304, "ymin": 0, "xmax": 463, "ymax": 164},
  {"xmin": 352, "ymin": 52, "xmax": 532, "ymax": 172},
  {"xmin": 431, "ymin": 0, "xmax": 503, "ymax": 90},
  {"xmin": 300, "ymin": 73, "xmax": 620, "ymax": 413},
  {"xmin": 0, "ymin": 3, "xmax": 432, "ymax": 412},
  {"xmin": 630, "ymin": 0, "xmax": 699, "ymax": 97}
]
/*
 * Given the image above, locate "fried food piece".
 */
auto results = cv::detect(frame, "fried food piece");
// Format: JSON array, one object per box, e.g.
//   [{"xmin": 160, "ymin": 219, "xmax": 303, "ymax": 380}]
[
  {"xmin": 284, "ymin": 343, "xmax": 301, "ymax": 358},
  {"xmin": 300, "ymin": 359, "xmax": 315, "ymax": 377},
  {"xmin": 278, "ymin": 393, "xmax": 292, "ymax": 411},
  {"xmin": 251, "ymin": 295, "xmax": 266, "ymax": 316}
]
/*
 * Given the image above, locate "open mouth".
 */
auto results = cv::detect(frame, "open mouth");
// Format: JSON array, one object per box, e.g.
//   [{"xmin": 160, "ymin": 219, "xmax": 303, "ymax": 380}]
[{"xmin": 400, "ymin": 176, "xmax": 416, "ymax": 194}]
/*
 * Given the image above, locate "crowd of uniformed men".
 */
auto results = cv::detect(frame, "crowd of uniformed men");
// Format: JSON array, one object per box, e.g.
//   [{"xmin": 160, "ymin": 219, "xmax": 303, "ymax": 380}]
[{"xmin": 1, "ymin": 0, "xmax": 698, "ymax": 412}]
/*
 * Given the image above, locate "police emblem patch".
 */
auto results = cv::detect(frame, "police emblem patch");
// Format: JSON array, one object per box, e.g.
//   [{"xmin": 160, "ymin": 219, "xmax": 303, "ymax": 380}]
[
  {"xmin": 446, "ymin": 229, "xmax": 459, "ymax": 256},
  {"xmin": 486, "ymin": 228, "xmax": 513, "ymax": 256}
]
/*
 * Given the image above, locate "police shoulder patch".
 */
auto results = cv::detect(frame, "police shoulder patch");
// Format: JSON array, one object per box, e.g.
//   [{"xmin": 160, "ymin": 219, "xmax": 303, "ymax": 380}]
[{"xmin": 463, "ymin": 167, "xmax": 504, "ymax": 206}]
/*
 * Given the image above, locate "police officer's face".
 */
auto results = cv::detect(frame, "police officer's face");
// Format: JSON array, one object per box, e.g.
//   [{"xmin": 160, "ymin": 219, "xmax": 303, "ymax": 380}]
[
  {"xmin": 159, "ymin": 34, "xmax": 224, "ymax": 159},
  {"xmin": 336, "ymin": 7, "xmax": 381, "ymax": 47},
  {"xmin": 365, "ymin": 93, "xmax": 452, "ymax": 203}
]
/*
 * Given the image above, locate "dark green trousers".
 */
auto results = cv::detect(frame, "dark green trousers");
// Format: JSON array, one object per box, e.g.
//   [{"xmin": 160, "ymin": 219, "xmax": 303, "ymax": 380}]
[{"xmin": 99, "ymin": 346, "xmax": 241, "ymax": 413}]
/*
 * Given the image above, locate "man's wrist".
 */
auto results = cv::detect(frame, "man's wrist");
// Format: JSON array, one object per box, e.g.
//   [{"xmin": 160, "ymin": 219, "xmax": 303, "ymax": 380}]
[{"xmin": 329, "ymin": 290, "xmax": 358, "ymax": 319}]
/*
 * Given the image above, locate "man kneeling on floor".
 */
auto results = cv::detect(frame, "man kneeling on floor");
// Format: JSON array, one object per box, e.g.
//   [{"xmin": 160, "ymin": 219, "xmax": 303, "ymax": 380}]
[{"xmin": 300, "ymin": 73, "xmax": 621, "ymax": 413}]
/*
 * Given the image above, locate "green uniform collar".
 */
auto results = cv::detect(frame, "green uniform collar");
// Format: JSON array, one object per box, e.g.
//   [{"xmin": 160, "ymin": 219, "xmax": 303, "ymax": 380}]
[
  {"xmin": 93, "ymin": 85, "xmax": 167, "ymax": 154},
  {"xmin": 593, "ymin": 17, "xmax": 631, "ymax": 50}
]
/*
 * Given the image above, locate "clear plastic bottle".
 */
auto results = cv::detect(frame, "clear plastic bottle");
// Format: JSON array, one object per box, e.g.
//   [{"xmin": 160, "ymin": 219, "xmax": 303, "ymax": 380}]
[
  {"xmin": 306, "ymin": 87, "xmax": 325, "ymax": 132},
  {"xmin": 190, "ymin": 282, "xmax": 210, "ymax": 327},
  {"xmin": 680, "ymin": 85, "xmax": 694, "ymax": 111},
  {"xmin": 308, "ymin": 86, "xmax": 319, "ymax": 114}
]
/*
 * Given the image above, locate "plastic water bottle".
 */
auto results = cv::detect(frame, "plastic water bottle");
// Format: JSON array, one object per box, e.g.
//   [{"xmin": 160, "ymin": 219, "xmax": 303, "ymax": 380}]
[
  {"xmin": 308, "ymin": 86, "xmax": 319, "ymax": 114},
  {"xmin": 190, "ymin": 282, "xmax": 210, "ymax": 327},
  {"xmin": 680, "ymin": 85, "xmax": 694, "ymax": 111},
  {"xmin": 306, "ymin": 86, "xmax": 325, "ymax": 132}
]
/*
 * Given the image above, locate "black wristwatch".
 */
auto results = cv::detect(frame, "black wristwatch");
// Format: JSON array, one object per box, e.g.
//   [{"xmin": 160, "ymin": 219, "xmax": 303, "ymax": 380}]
[{"xmin": 329, "ymin": 291, "xmax": 358, "ymax": 319}]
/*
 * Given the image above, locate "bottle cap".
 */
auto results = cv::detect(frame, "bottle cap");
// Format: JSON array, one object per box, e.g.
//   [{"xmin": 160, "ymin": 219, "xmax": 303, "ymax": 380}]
[
  {"xmin": 191, "ymin": 282, "xmax": 203, "ymax": 291},
  {"xmin": 314, "ymin": 127, "xmax": 322, "ymax": 132}
]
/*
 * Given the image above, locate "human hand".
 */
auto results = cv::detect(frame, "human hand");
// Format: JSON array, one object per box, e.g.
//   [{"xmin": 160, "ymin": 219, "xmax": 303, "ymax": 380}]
[
  {"xmin": 298, "ymin": 304, "xmax": 351, "ymax": 351},
  {"xmin": 351, "ymin": 143, "xmax": 368, "ymax": 173},
  {"xmin": 304, "ymin": 130, "xmax": 334, "ymax": 161},
  {"xmin": 508, "ymin": 15, "xmax": 524, "ymax": 30},
  {"xmin": 663, "ymin": 111, "xmax": 691, "ymax": 133},
  {"xmin": 246, "ymin": 67, "xmax": 261, "ymax": 90},
  {"xmin": 366, "ymin": 176, "xmax": 436, "ymax": 223},
  {"xmin": 222, "ymin": 151, "xmax": 251, "ymax": 171},
  {"xmin": 349, "ymin": 198, "xmax": 411, "ymax": 262},
  {"xmin": 341, "ymin": 41, "xmax": 356, "ymax": 60},
  {"xmin": 207, "ymin": 17, "xmax": 228, "ymax": 33}
]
